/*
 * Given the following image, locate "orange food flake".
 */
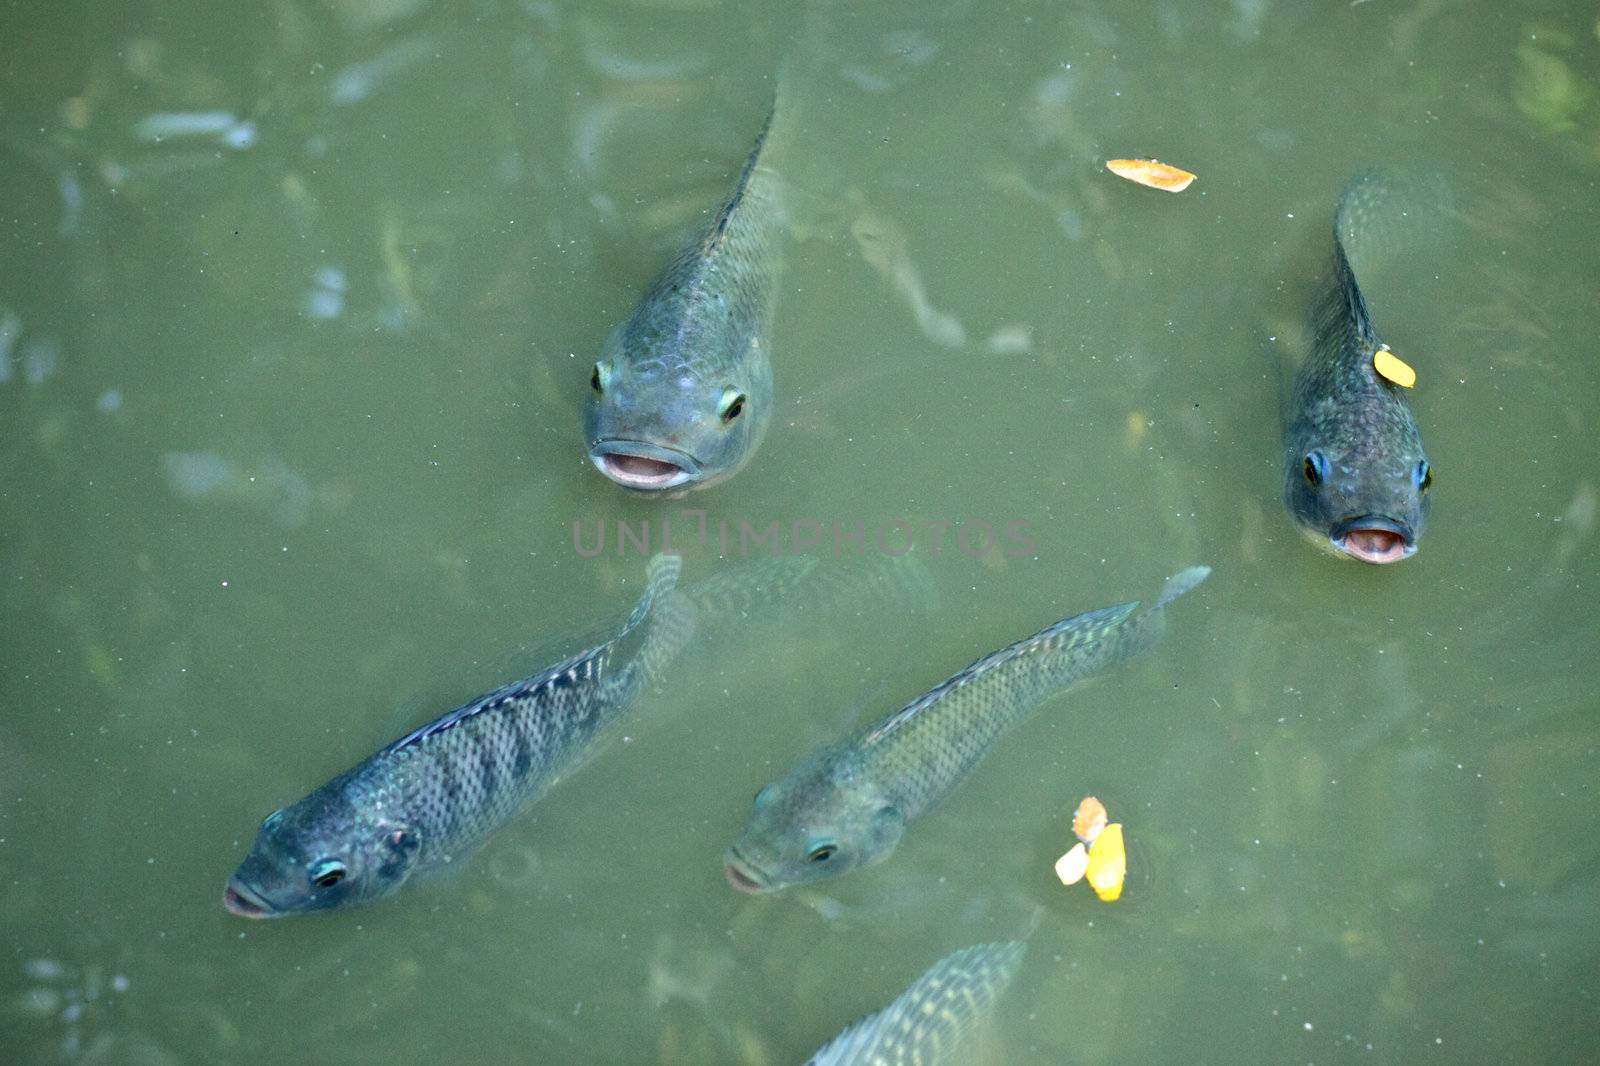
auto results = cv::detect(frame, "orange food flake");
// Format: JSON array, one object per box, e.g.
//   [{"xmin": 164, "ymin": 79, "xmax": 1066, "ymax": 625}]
[
  {"xmin": 1105, "ymin": 158, "xmax": 1197, "ymax": 192},
  {"xmin": 1073, "ymin": 795, "xmax": 1109, "ymax": 845}
]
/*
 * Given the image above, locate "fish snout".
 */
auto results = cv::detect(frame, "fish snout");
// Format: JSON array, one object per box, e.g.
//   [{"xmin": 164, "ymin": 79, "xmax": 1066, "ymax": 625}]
[
  {"xmin": 723, "ymin": 850, "xmax": 769, "ymax": 894},
  {"xmin": 589, "ymin": 440, "xmax": 702, "ymax": 492},
  {"xmin": 222, "ymin": 877, "xmax": 276, "ymax": 919},
  {"xmin": 1331, "ymin": 515, "xmax": 1415, "ymax": 564}
]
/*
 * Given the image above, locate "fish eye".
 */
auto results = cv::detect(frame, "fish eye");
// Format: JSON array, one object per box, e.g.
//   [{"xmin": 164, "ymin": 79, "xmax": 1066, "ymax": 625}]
[
  {"xmin": 308, "ymin": 859, "xmax": 346, "ymax": 889},
  {"xmin": 806, "ymin": 844, "xmax": 837, "ymax": 864},
  {"xmin": 590, "ymin": 362, "xmax": 608, "ymax": 393},
  {"xmin": 1416, "ymin": 460, "xmax": 1433, "ymax": 494},
  {"xmin": 718, "ymin": 388, "xmax": 746, "ymax": 424},
  {"xmin": 1302, "ymin": 452, "xmax": 1328, "ymax": 486}
]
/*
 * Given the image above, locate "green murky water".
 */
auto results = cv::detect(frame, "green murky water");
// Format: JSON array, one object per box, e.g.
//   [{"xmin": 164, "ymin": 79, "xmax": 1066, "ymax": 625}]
[{"xmin": 3, "ymin": 1, "xmax": 1598, "ymax": 1062}]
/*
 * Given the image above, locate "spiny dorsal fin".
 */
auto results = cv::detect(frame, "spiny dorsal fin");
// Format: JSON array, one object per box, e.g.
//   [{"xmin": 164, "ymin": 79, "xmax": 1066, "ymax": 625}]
[
  {"xmin": 382, "ymin": 554, "xmax": 681, "ymax": 756},
  {"xmin": 804, "ymin": 941, "xmax": 1026, "ymax": 1065},
  {"xmin": 696, "ymin": 78, "xmax": 783, "ymax": 258},
  {"xmin": 861, "ymin": 601, "xmax": 1139, "ymax": 749}
]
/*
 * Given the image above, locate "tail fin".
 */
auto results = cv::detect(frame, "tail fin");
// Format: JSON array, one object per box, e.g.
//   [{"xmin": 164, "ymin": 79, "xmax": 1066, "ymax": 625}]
[
  {"xmin": 613, "ymin": 553, "xmax": 692, "ymax": 683},
  {"xmin": 1115, "ymin": 563, "xmax": 1211, "ymax": 662},
  {"xmin": 1155, "ymin": 564, "xmax": 1211, "ymax": 609}
]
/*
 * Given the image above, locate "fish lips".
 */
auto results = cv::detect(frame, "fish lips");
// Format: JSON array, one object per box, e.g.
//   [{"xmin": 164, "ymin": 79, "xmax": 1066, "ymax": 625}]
[
  {"xmin": 723, "ymin": 851, "xmax": 773, "ymax": 894},
  {"xmin": 222, "ymin": 876, "xmax": 279, "ymax": 919},
  {"xmin": 1330, "ymin": 515, "xmax": 1416, "ymax": 565},
  {"xmin": 588, "ymin": 440, "xmax": 702, "ymax": 492}
]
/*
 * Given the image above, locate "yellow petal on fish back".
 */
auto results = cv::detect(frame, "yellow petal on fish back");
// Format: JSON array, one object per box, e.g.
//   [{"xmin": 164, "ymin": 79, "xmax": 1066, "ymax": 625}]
[
  {"xmin": 1105, "ymin": 159, "xmax": 1197, "ymax": 192},
  {"xmin": 1073, "ymin": 795, "xmax": 1108, "ymax": 845},
  {"xmin": 1085, "ymin": 823, "xmax": 1126, "ymax": 902},
  {"xmin": 1372, "ymin": 346, "xmax": 1416, "ymax": 388},
  {"xmin": 1054, "ymin": 842, "xmax": 1089, "ymax": 886}
]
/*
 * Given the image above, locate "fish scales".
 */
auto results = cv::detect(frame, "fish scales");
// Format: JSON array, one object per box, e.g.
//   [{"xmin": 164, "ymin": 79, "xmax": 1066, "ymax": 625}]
[
  {"xmin": 859, "ymin": 601, "xmax": 1141, "ymax": 819},
  {"xmin": 725, "ymin": 567, "xmax": 1209, "ymax": 893},
  {"xmin": 585, "ymin": 79, "xmax": 788, "ymax": 493},
  {"xmin": 806, "ymin": 941, "xmax": 1026, "ymax": 1066},
  {"xmin": 1283, "ymin": 169, "xmax": 1432, "ymax": 563},
  {"xmin": 223, "ymin": 553, "xmax": 687, "ymax": 916}
]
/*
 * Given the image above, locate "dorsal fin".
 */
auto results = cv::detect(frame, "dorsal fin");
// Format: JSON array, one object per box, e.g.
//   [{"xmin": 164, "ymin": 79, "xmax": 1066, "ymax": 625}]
[
  {"xmin": 381, "ymin": 554, "xmax": 682, "ymax": 757},
  {"xmin": 696, "ymin": 82, "xmax": 782, "ymax": 258},
  {"xmin": 805, "ymin": 941, "xmax": 1026, "ymax": 1064},
  {"xmin": 861, "ymin": 601, "xmax": 1139, "ymax": 748},
  {"xmin": 382, "ymin": 646, "xmax": 602, "ymax": 756}
]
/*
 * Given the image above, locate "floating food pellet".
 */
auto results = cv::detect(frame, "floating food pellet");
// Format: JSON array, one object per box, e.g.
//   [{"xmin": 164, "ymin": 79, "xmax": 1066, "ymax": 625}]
[
  {"xmin": 1085, "ymin": 823, "xmax": 1126, "ymax": 902},
  {"xmin": 1073, "ymin": 796, "xmax": 1108, "ymax": 845},
  {"xmin": 1054, "ymin": 842, "xmax": 1089, "ymax": 886},
  {"xmin": 1373, "ymin": 346, "xmax": 1416, "ymax": 388},
  {"xmin": 1105, "ymin": 159, "xmax": 1197, "ymax": 192}
]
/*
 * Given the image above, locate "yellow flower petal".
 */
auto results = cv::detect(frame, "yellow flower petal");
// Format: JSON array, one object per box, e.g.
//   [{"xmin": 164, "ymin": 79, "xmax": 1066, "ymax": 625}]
[
  {"xmin": 1085, "ymin": 823, "xmax": 1126, "ymax": 902},
  {"xmin": 1373, "ymin": 346, "xmax": 1416, "ymax": 388},
  {"xmin": 1054, "ymin": 842, "xmax": 1089, "ymax": 886},
  {"xmin": 1106, "ymin": 159, "xmax": 1197, "ymax": 192}
]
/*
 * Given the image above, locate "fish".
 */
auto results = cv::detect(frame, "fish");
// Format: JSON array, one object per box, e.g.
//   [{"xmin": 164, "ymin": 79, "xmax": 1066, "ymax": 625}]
[
  {"xmin": 1283, "ymin": 170, "xmax": 1433, "ymax": 564},
  {"xmin": 725, "ymin": 566, "xmax": 1209, "ymax": 893},
  {"xmin": 223, "ymin": 553, "xmax": 689, "ymax": 917},
  {"xmin": 804, "ymin": 941, "xmax": 1026, "ymax": 1065},
  {"xmin": 584, "ymin": 82, "xmax": 786, "ymax": 494}
]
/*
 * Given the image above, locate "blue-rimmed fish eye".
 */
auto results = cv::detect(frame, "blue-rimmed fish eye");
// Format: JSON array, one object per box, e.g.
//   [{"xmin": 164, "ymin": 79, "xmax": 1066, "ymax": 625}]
[
  {"xmin": 718, "ymin": 387, "xmax": 746, "ymax": 424},
  {"xmin": 308, "ymin": 858, "xmax": 347, "ymax": 889},
  {"xmin": 591, "ymin": 361, "xmax": 611, "ymax": 393},
  {"xmin": 1415, "ymin": 460, "xmax": 1433, "ymax": 494},
  {"xmin": 1302, "ymin": 451, "xmax": 1329, "ymax": 486},
  {"xmin": 806, "ymin": 842, "xmax": 837, "ymax": 864}
]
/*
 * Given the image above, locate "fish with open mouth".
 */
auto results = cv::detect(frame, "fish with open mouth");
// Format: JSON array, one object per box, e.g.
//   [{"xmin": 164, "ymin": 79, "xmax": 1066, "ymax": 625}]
[
  {"xmin": 584, "ymin": 81, "xmax": 787, "ymax": 494},
  {"xmin": 223, "ymin": 554, "xmax": 688, "ymax": 917},
  {"xmin": 1283, "ymin": 170, "xmax": 1433, "ymax": 564},
  {"xmin": 725, "ymin": 566, "xmax": 1209, "ymax": 894}
]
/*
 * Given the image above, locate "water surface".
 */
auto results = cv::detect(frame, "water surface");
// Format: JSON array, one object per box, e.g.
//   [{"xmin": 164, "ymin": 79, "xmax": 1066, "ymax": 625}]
[{"xmin": 3, "ymin": 1, "xmax": 1598, "ymax": 1062}]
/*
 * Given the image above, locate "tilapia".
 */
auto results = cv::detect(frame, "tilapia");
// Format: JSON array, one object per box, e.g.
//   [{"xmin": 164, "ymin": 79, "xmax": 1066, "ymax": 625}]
[
  {"xmin": 806, "ymin": 941, "xmax": 1026, "ymax": 1066},
  {"xmin": 726, "ymin": 566, "xmax": 1209, "ymax": 893},
  {"xmin": 584, "ymin": 84, "xmax": 786, "ymax": 493},
  {"xmin": 224, "ymin": 554, "xmax": 688, "ymax": 917},
  {"xmin": 1283, "ymin": 170, "xmax": 1433, "ymax": 564}
]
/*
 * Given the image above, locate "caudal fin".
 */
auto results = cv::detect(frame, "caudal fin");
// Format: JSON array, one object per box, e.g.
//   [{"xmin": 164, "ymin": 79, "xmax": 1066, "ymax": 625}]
[
  {"xmin": 621, "ymin": 553, "xmax": 696, "ymax": 687},
  {"xmin": 1155, "ymin": 564, "xmax": 1211, "ymax": 609}
]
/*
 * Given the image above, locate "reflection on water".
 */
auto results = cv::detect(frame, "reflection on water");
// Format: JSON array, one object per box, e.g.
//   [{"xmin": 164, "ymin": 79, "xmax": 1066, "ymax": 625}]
[{"xmin": 2, "ymin": 0, "xmax": 1598, "ymax": 1062}]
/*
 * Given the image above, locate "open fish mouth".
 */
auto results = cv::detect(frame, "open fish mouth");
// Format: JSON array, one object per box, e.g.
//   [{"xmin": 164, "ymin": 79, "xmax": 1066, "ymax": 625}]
[
  {"xmin": 723, "ymin": 851, "xmax": 770, "ymax": 894},
  {"xmin": 589, "ymin": 440, "xmax": 700, "ymax": 492},
  {"xmin": 1331, "ymin": 515, "xmax": 1415, "ymax": 565},
  {"xmin": 222, "ymin": 877, "xmax": 278, "ymax": 919}
]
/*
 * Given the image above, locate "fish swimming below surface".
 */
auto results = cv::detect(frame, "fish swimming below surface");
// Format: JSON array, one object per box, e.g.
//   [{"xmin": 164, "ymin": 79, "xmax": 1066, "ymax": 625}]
[
  {"xmin": 583, "ymin": 79, "xmax": 787, "ymax": 494},
  {"xmin": 223, "ymin": 554, "xmax": 689, "ymax": 917},
  {"xmin": 725, "ymin": 566, "xmax": 1210, "ymax": 893},
  {"xmin": 1283, "ymin": 169, "xmax": 1433, "ymax": 564},
  {"xmin": 805, "ymin": 941, "xmax": 1026, "ymax": 1065}
]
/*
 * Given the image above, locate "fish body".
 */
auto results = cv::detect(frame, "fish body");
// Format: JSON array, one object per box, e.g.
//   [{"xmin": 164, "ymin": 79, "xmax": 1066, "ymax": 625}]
[
  {"xmin": 725, "ymin": 566, "xmax": 1209, "ymax": 893},
  {"xmin": 224, "ymin": 554, "xmax": 687, "ymax": 917},
  {"xmin": 806, "ymin": 941, "xmax": 1026, "ymax": 1066},
  {"xmin": 584, "ymin": 87, "xmax": 785, "ymax": 493},
  {"xmin": 1283, "ymin": 170, "xmax": 1432, "ymax": 564}
]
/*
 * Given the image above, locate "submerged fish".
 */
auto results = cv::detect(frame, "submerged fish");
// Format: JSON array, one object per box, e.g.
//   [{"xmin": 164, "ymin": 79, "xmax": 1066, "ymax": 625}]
[
  {"xmin": 224, "ymin": 554, "xmax": 688, "ymax": 917},
  {"xmin": 584, "ymin": 84, "xmax": 786, "ymax": 493},
  {"xmin": 726, "ymin": 566, "xmax": 1209, "ymax": 893},
  {"xmin": 805, "ymin": 941, "xmax": 1026, "ymax": 1065},
  {"xmin": 1283, "ymin": 170, "xmax": 1433, "ymax": 564}
]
